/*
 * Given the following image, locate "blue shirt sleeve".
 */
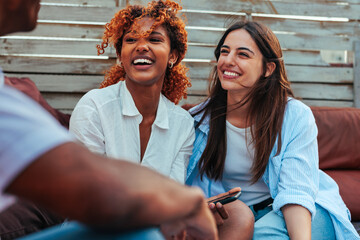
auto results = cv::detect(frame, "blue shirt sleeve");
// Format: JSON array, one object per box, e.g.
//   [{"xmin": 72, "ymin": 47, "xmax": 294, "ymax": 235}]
[
  {"xmin": 271, "ymin": 100, "xmax": 319, "ymax": 219},
  {"xmin": 0, "ymin": 86, "xmax": 72, "ymax": 211}
]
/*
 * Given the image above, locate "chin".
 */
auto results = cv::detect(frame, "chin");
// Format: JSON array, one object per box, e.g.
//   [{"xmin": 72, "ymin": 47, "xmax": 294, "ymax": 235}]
[{"xmin": 22, "ymin": 22, "xmax": 37, "ymax": 32}]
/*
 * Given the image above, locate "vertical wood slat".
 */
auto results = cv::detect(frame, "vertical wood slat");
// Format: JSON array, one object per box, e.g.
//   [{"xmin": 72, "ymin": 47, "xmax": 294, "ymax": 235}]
[{"xmin": 355, "ymin": 41, "xmax": 360, "ymax": 108}]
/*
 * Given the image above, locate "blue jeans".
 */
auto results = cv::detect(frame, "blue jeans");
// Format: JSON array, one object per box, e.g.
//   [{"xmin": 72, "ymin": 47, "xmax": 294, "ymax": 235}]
[
  {"xmin": 250, "ymin": 203, "xmax": 335, "ymax": 239},
  {"xmin": 19, "ymin": 221, "xmax": 165, "ymax": 240}
]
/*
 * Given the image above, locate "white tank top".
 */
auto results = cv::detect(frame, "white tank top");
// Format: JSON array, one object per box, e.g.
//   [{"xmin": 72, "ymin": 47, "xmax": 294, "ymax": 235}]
[{"xmin": 222, "ymin": 120, "xmax": 270, "ymax": 206}]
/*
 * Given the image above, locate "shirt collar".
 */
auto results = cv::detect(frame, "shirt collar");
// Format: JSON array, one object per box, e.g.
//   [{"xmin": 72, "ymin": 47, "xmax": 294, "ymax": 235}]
[
  {"xmin": 153, "ymin": 94, "xmax": 169, "ymax": 130},
  {"xmin": 120, "ymin": 81, "xmax": 169, "ymax": 130},
  {"xmin": 0, "ymin": 68, "xmax": 4, "ymax": 87},
  {"xmin": 190, "ymin": 102, "xmax": 210, "ymax": 134},
  {"xmin": 120, "ymin": 81, "xmax": 141, "ymax": 117}
]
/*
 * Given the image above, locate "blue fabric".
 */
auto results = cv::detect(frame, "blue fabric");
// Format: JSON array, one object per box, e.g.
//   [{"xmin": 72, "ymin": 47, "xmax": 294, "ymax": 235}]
[
  {"xmin": 186, "ymin": 98, "xmax": 360, "ymax": 240},
  {"xmin": 252, "ymin": 204, "xmax": 335, "ymax": 240},
  {"xmin": 19, "ymin": 221, "xmax": 165, "ymax": 240}
]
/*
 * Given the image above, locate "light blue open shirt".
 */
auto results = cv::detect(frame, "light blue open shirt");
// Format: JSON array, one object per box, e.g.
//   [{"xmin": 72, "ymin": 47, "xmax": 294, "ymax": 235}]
[{"xmin": 186, "ymin": 98, "xmax": 359, "ymax": 240}]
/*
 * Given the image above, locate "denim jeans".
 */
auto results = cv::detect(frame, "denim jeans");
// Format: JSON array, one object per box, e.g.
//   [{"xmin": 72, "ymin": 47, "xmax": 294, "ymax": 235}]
[
  {"xmin": 19, "ymin": 221, "xmax": 165, "ymax": 240},
  {"xmin": 250, "ymin": 203, "xmax": 335, "ymax": 239}
]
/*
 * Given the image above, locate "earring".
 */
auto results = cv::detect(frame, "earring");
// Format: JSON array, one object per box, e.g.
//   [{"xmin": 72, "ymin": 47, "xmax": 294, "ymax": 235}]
[{"xmin": 168, "ymin": 61, "xmax": 174, "ymax": 69}]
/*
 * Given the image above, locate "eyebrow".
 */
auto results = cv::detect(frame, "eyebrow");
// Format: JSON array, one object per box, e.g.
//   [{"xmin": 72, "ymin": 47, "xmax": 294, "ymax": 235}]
[
  {"xmin": 124, "ymin": 30, "xmax": 165, "ymax": 37},
  {"xmin": 150, "ymin": 31, "xmax": 164, "ymax": 36},
  {"xmin": 221, "ymin": 45, "xmax": 255, "ymax": 55}
]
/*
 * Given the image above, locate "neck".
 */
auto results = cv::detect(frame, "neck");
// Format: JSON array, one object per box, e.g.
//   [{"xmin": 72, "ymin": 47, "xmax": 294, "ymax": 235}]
[
  {"xmin": 226, "ymin": 91, "xmax": 251, "ymax": 128},
  {"xmin": 125, "ymin": 79, "xmax": 162, "ymax": 119}
]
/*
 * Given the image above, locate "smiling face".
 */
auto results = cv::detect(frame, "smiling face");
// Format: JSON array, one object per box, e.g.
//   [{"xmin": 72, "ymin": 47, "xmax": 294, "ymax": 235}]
[
  {"xmin": 120, "ymin": 17, "xmax": 177, "ymax": 87},
  {"xmin": 217, "ymin": 28, "xmax": 268, "ymax": 97}
]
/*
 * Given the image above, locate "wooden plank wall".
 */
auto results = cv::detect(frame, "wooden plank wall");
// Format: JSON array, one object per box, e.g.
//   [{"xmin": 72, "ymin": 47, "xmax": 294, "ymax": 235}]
[{"xmin": 1, "ymin": 0, "xmax": 359, "ymax": 112}]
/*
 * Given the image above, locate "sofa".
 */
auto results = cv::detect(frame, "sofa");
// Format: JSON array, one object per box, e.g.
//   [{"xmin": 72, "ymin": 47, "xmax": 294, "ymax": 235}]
[
  {"xmin": 4, "ymin": 77, "xmax": 360, "ymax": 234},
  {"xmin": 311, "ymin": 107, "xmax": 360, "ymax": 222}
]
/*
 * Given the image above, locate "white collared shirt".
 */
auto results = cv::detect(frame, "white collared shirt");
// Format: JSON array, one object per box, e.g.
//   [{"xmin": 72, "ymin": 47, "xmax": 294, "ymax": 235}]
[{"xmin": 70, "ymin": 81, "xmax": 195, "ymax": 183}]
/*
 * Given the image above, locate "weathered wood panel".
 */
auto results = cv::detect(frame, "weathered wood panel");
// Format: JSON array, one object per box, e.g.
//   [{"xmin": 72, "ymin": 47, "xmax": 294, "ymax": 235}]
[
  {"xmin": 301, "ymin": 99, "xmax": 353, "ymax": 108},
  {"xmin": 127, "ymin": 0, "xmax": 360, "ymax": 19},
  {"xmin": 38, "ymin": 4, "xmax": 119, "ymax": 23},
  {"xmin": 291, "ymin": 83, "xmax": 353, "ymax": 101},
  {"xmin": 40, "ymin": 92, "xmax": 354, "ymax": 113},
  {"xmin": 42, "ymin": 92, "xmax": 84, "ymax": 110},
  {"xmin": 0, "ymin": 56, "xmax": 115, "ymax": 75},
  {"xmin": 0, "ymin": 57, "xmax": 109, "ymax": 75},
  {"xmin": 5, "ymin": 73, "xmax": 103, "ymax": 93},
  {"xmin": 0, "ymin": 50, "xmax": 347, "ymax": 76},
  {"xmin": 41, "ymin": 0, "xmax": 120, "ymax": 6},
  {"xmin": 1, "ymin": 34, "xmax": 355, "ymax": 62},
  {"xmin": 184, "ymin": 63, "xmax": 353, "ymax": 85},
  {"xmin": 1, "ymin": 0, "xmax": 359, "ymax": 109},
  {"xmin": 355, "ymin": 41, "xmax": 360, "ymax": 108},
  {"xmin": 12, "ymin": 17, "xmax": 360, "ymax": 46},
  {"xmin": 42, "ymin": 0, "xmax": 360, "ymax": 6},
  {"xmin": 5, "ymin": 72, "xmax": 354, "ymax": 102}
]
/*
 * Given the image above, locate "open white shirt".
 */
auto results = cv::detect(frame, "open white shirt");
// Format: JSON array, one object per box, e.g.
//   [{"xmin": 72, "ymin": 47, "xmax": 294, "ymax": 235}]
[{"xmin": 70, "ymin": 81, "xmax": 195, "ymax": 183}]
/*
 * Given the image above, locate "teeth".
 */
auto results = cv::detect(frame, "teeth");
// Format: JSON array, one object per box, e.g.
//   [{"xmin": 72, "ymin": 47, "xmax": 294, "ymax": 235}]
[
  {"xmin": 133, "ymin": 58, "xmax": 153, "ymax": 64},
  {"xmin": 224, "ymin": 71, "xmax": 240, "ymax": 77}
]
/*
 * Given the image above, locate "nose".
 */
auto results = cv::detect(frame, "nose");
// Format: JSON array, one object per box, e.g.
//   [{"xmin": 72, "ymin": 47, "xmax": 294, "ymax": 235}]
[
  {"xmin": 223, "ymin": 52, "xmax": 235, "ymax": 66},
  {"xmin": 136, "ymin": 38, "xmax": 149, "ymax": 52}
]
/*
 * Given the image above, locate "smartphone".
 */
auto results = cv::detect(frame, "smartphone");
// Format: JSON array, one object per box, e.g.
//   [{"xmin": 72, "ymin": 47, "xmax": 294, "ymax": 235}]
[{"xmin": 207, "ymin": 190, "xmax": 241, "ymax": 205}]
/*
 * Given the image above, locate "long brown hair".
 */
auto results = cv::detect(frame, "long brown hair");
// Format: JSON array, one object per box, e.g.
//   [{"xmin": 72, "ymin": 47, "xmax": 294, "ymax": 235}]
[
  {"xmin": 96, "ymin": 0, "xmax": 190, "ymax": 104},
  {"xmin": 194, "ymin": 21, "xmax": 294, "ymax": 183}
]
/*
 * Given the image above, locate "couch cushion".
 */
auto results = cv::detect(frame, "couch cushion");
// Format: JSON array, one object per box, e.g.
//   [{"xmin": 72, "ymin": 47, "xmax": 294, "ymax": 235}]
[
  {"xmin": 4, "ymin": 77, "xmax": 70, "ymax": 128},
  {"xmin": 311, "ymin": 107, "xmax": 360, "ymax": 170},
  {"xmin": 324, "ymin": 170, "xmax": 360, "ymax": 221}
]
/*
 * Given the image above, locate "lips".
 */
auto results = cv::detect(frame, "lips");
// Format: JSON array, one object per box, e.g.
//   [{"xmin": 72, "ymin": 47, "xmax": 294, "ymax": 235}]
[
  {"xmin": 222, "ymin": 70, "xmax": 241, "ymax": 79},
  {"xmin": 224, "ymin": 71, "xmax": 240, "ymax": 77},
  {"xmin": 133, "ymin": 58, "xmax": 153, "ymax": 64},
  {"xmin": 132, "ymin": 56, "xmax": 154, "ymax": 65}
]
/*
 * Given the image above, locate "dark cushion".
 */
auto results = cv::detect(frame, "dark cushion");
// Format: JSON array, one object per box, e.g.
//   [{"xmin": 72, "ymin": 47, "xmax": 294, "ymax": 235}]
[
  {"xmin": 4, "ymin": 77, "xmax": 70, "ymax": 128},
  {"xmin": 324, "ymin": 170, "xmax": 360, "ymax": 221},
  {"xmin": 311, "ymin": 107, "xmax": 360, "ymax": 170}
]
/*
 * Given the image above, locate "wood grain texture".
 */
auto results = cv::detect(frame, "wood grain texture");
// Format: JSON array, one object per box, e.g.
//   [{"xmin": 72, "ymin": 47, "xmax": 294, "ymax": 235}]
[{"xmin": 1, "ymin": 0, "xmax": 359, "ymax": 110}]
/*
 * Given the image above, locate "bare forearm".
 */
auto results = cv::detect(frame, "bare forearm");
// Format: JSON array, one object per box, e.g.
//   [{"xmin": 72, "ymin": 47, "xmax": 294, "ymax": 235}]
[
  {"xmin": 6, "ymin": 142, "xmax": 204, "ymax": 230},
  {"xmin": 282, "ymin": 204, "xmax": 311, "ymax": 240}
]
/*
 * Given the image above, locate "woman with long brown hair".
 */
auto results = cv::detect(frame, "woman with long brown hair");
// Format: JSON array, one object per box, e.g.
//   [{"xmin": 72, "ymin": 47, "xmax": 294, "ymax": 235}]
[
  {"xmin": 70, "ymin": 0, "xmax": 194, "ymax": 184},
  {"xmin": 187, "ymin": 21, "xmax": 359, "ymax": 239}
]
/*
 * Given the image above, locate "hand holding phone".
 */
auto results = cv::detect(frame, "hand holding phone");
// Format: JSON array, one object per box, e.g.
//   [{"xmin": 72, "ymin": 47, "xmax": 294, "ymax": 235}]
[{"xmin": 207, "ymin": 188, "xmax": 241, "ymax": 205}]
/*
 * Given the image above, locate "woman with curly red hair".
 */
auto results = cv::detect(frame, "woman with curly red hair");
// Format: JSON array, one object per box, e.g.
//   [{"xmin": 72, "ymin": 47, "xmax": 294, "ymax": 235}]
[{"xmin": 70, "ymin": 0, "xmax": 194, "ymax": 184}]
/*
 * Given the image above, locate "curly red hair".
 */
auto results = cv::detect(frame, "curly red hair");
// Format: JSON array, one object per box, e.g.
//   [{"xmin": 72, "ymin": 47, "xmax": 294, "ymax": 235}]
[{"xmin": 97, "ymin": 0, "xmax": 190, "ymax": 104}]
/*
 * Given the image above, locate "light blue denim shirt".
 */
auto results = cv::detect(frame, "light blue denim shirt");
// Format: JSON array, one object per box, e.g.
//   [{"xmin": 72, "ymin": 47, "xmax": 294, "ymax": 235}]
[{"xmin": 186, "ymin": 98, "xmax": 359, "ymax": 240}]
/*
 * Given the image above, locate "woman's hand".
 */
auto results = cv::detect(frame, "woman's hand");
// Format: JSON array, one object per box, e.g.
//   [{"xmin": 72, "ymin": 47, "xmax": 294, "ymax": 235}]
[{"xmin": 207, "ymin": 187, "xmax": 241, "ymax": 226}]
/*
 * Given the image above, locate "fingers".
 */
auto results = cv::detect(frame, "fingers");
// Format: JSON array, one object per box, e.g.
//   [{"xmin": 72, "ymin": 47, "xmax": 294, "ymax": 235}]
[
  {"xmin": 209, "ymin": 202, "xmax": 224, "ymax": 226},
  {"xmin": 215, "ymin": 202, "xmax": 229, "ymax": 219},
  {"xmin": 228, "ymin": 187, "xmax": 241, "ymax": 194}
]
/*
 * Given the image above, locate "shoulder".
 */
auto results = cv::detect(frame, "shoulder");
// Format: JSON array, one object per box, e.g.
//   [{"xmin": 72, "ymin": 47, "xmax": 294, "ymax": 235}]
[
  {"xmin": 189, "ymin": 101, "xmax": 210, "ymax": 134},
  {"xmin": 163, "ymin": 96, "xmax": 194, "ymax": 123},
  {"xmin": 284, "ymin": 98, "xmax": 315, "ymax": 124},
  {"xmin": 281, "ymin": 98, "xmax": 317, "ymax": 142}
]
